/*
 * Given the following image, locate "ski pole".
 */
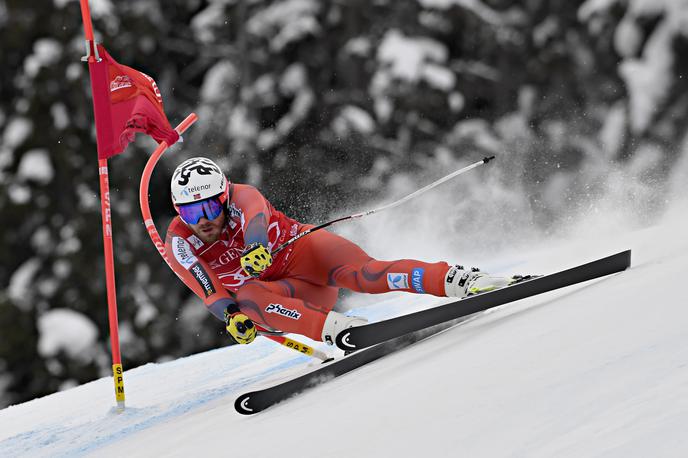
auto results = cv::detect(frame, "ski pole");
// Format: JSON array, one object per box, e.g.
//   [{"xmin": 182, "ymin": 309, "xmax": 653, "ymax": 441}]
[
  {"xmin": 257, "ymin": 327, "xmax": 330, "ymax": 361},
  {"xmin": 272, "ymin": 155, "xmax": 495, "ymax": 255}
]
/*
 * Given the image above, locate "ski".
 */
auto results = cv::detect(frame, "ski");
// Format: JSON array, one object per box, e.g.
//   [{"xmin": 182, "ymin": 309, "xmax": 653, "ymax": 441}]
[
  {"xmin": 335, "ymin": 250, "xmax": 632, "ymax": 352},
  {"xmin": 234, "ymin": 320, "xmax": 460, "ymax": 415},
  {"xmin": 235, "ymin": 250, "xmax": 631, "ymax": 415}
]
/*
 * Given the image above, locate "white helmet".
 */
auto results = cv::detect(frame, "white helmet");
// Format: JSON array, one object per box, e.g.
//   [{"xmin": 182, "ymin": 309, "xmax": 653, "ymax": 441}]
[{"xmin": 170, "ymin": 157, "xmax": 229, "ymax": 206}]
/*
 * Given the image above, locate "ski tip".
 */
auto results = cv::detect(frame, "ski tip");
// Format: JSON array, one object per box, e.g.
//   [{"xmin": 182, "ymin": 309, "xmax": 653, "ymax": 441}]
[
  {"xmin": 234, "ymin": 394, "xmax": 256, "ymax": 415},
  {"xmin": 620, "ymin": 249, "xmax": 632, "ymax": 269}
]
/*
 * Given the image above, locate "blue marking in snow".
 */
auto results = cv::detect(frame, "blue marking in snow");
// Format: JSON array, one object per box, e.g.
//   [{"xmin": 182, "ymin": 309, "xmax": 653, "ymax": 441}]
[{"xmin": 0, "ymin": 346, "xmax": 311, "ymax": 458}]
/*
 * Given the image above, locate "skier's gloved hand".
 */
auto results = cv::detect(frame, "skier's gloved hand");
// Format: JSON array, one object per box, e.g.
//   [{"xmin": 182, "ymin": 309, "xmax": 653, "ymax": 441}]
[
  {"xmin": 224, "ymin": 309, "xmax": 257, "ymax": 345},
  {"xmin": 240, "ymin": 242, "xmax": 273, "ymax": 277}
]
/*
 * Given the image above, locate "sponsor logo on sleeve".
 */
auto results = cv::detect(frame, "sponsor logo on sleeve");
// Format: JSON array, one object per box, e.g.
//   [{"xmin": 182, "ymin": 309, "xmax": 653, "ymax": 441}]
[
  {"xmin": 265, "ymin": 303, "xmax": 302, "ymax": 320},
  {"xmin": 187, "ymin": 234, "xmax": 204, "ymax": 249},
  {"xmin": 228, "ymin": 203, "xmax": 243, "ymax": 219},
  {"xmin": 387, "ymin": 273, "xmax": 409, "ymax": 290},
  {"xmin": 411, "ymin": 268, "xmax": 425, "ymax": 293},
  {"xmin": 173, "ymin": 236, "xmax": 198, "ymax": 269},
  {"xmin": 190, "ymin": 262, "xmax": 216, "ymax": 298}
]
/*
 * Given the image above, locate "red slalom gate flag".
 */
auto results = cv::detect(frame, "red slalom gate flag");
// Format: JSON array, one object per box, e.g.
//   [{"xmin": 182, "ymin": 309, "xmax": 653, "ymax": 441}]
[{"xmin": 88, "ymin": 45, "xmax": 179, "ymax": 159}]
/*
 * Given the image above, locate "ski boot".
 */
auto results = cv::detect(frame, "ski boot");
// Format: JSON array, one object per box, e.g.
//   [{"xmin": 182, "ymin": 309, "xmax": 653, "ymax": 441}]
[
  {"xmin": 321, "ymin": 311, "xmax": 368, "ymax": 346},
  {"xmin": 444, "ymin": 265, "xmax": 530, "ymax": 297}
]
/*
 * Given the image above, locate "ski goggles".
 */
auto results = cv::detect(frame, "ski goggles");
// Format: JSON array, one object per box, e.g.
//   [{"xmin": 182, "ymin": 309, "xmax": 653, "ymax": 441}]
[{"xmin": 178, "ymin": 197, "xmax": 224, "ymax": 225}]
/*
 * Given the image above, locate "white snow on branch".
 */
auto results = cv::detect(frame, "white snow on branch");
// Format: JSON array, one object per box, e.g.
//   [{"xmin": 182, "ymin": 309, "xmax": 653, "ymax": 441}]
[
  {"xmin": 132, "ymin": 286, "xmax": 159, "ymax": 328},
  {"xmin": 2, "ymin": 117, "xmax": 33, "ymax": 149},
  {"xmin": 8, "ymin": 259, "xmax": 41, "ymax": 311},
  {"xmin": 38, "ymin": 309, "xmax": 99, "ymax": 362},
  {"xmin": 280, "ymin": 63, "xmax": 307, "ymax": 95},
  {"xmin": 626, "ymin": 0, "xmax": 668, "ymax": 16},
  {"xmin": 418, "ymin": 0, "xmax": 504, "ymax": 26},
  {"xmin": 533, "ymin": 17, "xmax": 559, "ymax": 47},
  {"xmin": 578, "ymin": 0, "xmax": 621, "ymax": 22},
  {"xmin": 200, "ymin": 60, "xmax": 239, "ymax": 103},
  {"xmin": 376, "ymin": 29, "xmax": 450, "ymax": 86},
  {"xmin": 17, "ymin": 149, "xmax": 54, "ymax": 184},
  {"xmin": 451, "ymin": 60, "xmax": 499, "ymax": 81},
  {"xmin": 448, "ymin": 92, "xmax": 466, "ymax": 112},
  {"xmin": 422, "ymin": 63, "xmax": 456, "ymax": 91},
  {"xmin": 599, "ymin": 102, "xmax": 627, "ymax": 159},
  {"xmin": 332, "ymin": 105, "xmax": 376, "ymax": 136},
  {"xmin": 247, "ymin": 0, "xmax": 321, "ymax": 52},
  {"xmin": 50, "ymin": 103, "xmax": 70, "ymax": 130},
  {"xmin": 614, "ymin": 15, "xmax": 644, "ymax": 58},
  {"xmin": 7, "ymin": 185, "xmax": 31, "ymax": 204},
  {"xmin": 23, "ymin": 39, "xmax": 62, "ymax": 78},
  {"xmin": 1, "ymin": 117, "xmax": 33, "ymax": 181},
  {"xmin": 255, "ymin": 64, "xmax": 314, "ymax": 150},
  {"xmin": 228, "ymin": 105, "xmax": 258, "ymax": 144},
  {"xmin": 615, "ymin": 0, "xmax": 688, "ymax": 133},
  {"xmin": 257, "ymin": 89, "xmax": 315, "ymax": 150},
  {"xmin": 579, "ymin": 0, "xmax": 688, "ymax": 134},
  {"xmin": 449, "ymin": 119, "xmax": 502, "ymax": 152},
  {"xmin": 190, "ymin": 1, "xmax": 231, "ymax": 44},
  {"xmin": 343, "ymin": 37, "xmax": 372, "ymax": 57}
]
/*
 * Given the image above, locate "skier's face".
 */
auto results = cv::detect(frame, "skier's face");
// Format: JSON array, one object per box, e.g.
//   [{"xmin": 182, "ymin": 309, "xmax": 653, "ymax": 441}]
[{"xmin": 189, "ymin": 210, "xmax": 225, "ymax": 244}]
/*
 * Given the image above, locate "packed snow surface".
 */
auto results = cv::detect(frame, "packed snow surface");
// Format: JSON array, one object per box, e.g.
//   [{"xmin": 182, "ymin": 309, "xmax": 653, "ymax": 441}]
[{"xmin": 1, "ymin": 206, "xmax": 687, "ymax": 457}]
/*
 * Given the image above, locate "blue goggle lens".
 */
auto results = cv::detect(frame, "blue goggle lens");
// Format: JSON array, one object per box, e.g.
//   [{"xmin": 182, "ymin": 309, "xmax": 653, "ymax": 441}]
[{"xmin": 178, "ymin": 198, "xmax": 224, "ymax": 225}]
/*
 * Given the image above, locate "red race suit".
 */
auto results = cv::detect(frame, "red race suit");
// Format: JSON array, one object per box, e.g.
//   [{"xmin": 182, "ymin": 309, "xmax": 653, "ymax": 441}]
[{"xmin": 165, "ymin": 183, "xmax": 451, "ymax": 341}]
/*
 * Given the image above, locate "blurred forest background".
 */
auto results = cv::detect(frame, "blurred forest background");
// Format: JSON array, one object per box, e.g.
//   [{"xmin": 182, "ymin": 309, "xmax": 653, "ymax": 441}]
[{"xmin": 1, "ymin": 0, "xmax": 688, "ymax": 408}]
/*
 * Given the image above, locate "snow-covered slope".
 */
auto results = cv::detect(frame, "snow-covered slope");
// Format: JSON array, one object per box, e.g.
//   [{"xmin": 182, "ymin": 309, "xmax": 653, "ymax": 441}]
[{"xmin": 1, "ymin": 206, "xmax": 687, "ymax": 457}]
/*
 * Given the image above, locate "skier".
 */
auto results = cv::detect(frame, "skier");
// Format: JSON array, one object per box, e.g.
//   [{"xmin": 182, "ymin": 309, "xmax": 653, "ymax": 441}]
[{"xmin": 165, "ymin": 157, "xmax": 515, "ymax": 346}]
